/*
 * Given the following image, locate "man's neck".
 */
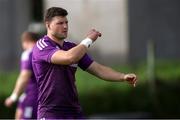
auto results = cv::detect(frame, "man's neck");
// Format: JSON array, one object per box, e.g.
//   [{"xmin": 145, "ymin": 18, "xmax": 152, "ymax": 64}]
[{"xmin": 47, "ymin": 34, "xmax": 64, "ymax": 47}]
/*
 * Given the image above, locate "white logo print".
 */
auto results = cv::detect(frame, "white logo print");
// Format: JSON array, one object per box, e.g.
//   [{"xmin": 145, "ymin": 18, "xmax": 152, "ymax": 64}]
[
  {"xmin": 36, "ymin": 38, "xmax": 48, "ymax": 50},
  {"xmin": 70, "ymin": 64, "xmax": 78, "ymax": 68}
]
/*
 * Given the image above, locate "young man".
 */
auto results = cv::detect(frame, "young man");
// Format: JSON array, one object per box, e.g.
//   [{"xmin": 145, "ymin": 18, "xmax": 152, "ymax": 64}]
[
  {"xmin": 5, "ymin": 32, "xmax": 39, "ymax": 119},
  {"xmin": 32, "ymin": 7, "xmax": 137, "ymax": 119}
]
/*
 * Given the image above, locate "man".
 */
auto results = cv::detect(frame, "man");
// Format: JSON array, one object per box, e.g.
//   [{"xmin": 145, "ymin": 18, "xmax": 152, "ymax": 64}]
[
  {"xmin": 32, "ymin": 7, "xmax": 137, "ymax": 119},
  {"xmin": 5, "ymin": 32, "xmax": 39, "ymax": 119}
]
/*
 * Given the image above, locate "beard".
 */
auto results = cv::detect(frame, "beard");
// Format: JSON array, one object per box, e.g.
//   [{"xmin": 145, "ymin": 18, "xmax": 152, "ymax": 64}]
[{"xmin": 52, "ymin": 32, "xmax": 67, "ymax": 40}]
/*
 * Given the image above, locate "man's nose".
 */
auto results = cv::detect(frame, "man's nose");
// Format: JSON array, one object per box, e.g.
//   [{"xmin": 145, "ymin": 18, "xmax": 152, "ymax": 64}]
[{"xmin": 63, "ymin": 24, "xmax": 68, "ymax": 28}]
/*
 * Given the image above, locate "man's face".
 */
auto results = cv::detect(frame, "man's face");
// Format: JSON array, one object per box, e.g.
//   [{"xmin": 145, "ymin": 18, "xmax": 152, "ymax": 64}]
[
  {"xmin": 47, "ymin": 16, "xmax": 68, "ymax": 40},
  {"xmin": 22, "ymin": 41, "xmax": 29, "ymax": 50},
  {"xmin": 21, "ymin": 34, "xmax": 30, "ymax": 50}
]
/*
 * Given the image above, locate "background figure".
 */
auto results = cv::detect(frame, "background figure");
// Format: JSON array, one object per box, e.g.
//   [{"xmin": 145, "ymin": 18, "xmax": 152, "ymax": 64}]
[
  {"xmin": 32, "ymin": 7, "xmax": 137, "ymax": 119},
  {"xmin": 4, "ymin": 32, "xmax": 39, "ymax": 119}
]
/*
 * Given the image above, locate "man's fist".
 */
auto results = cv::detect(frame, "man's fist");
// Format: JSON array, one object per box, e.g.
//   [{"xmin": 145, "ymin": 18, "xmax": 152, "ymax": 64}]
[
  {"xmin": 124, "ymin": 73, "xmax": 137, "ymax": 87},
  {"xmin": 86, "ymin": 29, "xmax": 102, "ymax": 42}
]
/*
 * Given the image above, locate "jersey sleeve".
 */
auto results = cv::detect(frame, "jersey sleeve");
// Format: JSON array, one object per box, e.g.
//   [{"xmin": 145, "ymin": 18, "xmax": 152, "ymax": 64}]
[
  {"xmin": 43, "ymin": 47, "xmax": 59, "ymax": 63},
  {"xmin": 78, "ymin": 53, "xmax": 94, "ymax": 71},
  {"xmin": 68, "ymin": 42, "xmax": 94, "ymax": 70},
  {"xmin": 20, "ymin": 50, "xmax": 32, "ymax": 71},
  {"xmin": 34, "ymin": 41, "xmax": 59, "ymax": 63}
]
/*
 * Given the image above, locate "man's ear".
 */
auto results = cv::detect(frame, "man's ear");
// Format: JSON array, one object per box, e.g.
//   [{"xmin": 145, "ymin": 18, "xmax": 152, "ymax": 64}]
[{"xmin": 45, "ymin": 22, "xmax": 50, "ymax": 29}]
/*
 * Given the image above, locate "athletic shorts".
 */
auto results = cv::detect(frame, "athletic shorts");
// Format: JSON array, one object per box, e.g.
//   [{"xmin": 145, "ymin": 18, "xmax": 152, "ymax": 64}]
[{"xmin": 17, "ymin": 93, "xmax": 37, "ymax": 119}]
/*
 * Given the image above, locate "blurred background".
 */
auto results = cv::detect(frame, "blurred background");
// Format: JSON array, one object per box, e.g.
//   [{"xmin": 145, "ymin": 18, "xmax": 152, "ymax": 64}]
[{"xmin": 0, "ymin": 0, "xmax": 180, "ymax": 118}]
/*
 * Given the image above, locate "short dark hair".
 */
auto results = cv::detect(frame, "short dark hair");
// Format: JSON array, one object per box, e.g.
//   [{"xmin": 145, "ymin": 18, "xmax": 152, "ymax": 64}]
[
  {"xmin": 44, "ymin": 7, "xmax": 68, "ymax": 22},
  {"xmin": 28, "ymin": 32, "xmax": 40, "ymax": 42},
  {"xmin": 21, "ymin": 31, "xmax": 40, "ymax": 42}
]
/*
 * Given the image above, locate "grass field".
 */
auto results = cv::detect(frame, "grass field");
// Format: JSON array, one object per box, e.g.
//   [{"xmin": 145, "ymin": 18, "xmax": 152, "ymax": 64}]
[
  {"xmin": 1, "ymin": 60, "xmax": 180, "ymax": 118},
  {"xmin": 2, "ymin": 60, "xmax": 180, "ymax": 95}
]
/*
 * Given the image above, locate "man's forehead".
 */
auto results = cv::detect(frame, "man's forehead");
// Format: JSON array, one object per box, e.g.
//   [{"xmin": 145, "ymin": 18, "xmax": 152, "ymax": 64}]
[{"xmin": 52, "ymin": 16, "xmax": 68, "ymax": 21}]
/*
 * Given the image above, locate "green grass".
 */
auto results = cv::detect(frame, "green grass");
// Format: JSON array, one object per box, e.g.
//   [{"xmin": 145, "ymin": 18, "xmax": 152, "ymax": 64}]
[
  {"xmin": 155, "ymin": 60, "xmax": 180, "ymax": 81},
  {"xmin": 74, "ymin": 61, "xmax": 180, "ymax": 118},
  {"xmin": 1, "ymin": 60, "xmax": 180, "ymax": 96},
  {"xmin": 1, "ymin": 60, "xmax": 180, "ymax": 118},
  {"xmin": 135, "ymin": 60, "xmax": 180, "ymax": 83},
  {"xmin": 75, "ymin": 64, "xmax": 134, "ymax": 95},
  {"xmin": 0, "ymin": 71, "xmax": 18, "ymax": 119},
  {"xmin": 0, "ymin": 71, "xmax": 18, "ymax": 96}
]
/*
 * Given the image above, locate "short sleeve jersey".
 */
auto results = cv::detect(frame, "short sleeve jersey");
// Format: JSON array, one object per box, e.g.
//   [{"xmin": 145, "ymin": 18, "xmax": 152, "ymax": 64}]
[
  {"xmin": 20, "ymin": 49, "xmax": 38, "ymax": 100},
  {"xmin": 32, "ymin": 36, "xmax": 93, "ymax": 117}
]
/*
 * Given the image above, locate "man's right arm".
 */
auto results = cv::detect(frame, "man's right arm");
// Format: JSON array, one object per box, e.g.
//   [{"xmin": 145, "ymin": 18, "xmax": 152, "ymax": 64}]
[{"xmin": 51, "ymin": 29, "xmax": 101, "ymax": 65}]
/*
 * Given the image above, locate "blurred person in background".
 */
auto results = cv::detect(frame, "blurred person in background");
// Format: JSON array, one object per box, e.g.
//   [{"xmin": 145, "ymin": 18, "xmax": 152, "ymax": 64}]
[
  {"xmin": 32, "ymin": 7, "xmax": 137, "ymax": 119},
  {"xmin": 4, "ymin": 31, "xmax": 39, "ymax": 119}
]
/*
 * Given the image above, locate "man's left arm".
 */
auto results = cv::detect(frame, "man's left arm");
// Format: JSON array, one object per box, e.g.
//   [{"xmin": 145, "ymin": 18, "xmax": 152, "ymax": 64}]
[{"xmin": 87, "ymin": 61, "xmax": 137, "ymax": 87}]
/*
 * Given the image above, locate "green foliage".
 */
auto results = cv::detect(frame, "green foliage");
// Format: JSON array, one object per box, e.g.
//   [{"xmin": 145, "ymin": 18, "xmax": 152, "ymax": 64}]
[
  {"xmin": 0, "ymin": 71, "xmax": 18, "ymax": 96},
  {"xmin": 75, "ymin": 61, "xmax": 180, "ymax": 118},
  {"xmin": 1, "ymin": 61, "xmax": 180, "ymax": 118},
  {"xmin": 135, "ymin": 60, "xmax": 180, "ymax": 83},
  {"xmin": 155, "ymin": 60, "xmax": 180, "ymax": 81},
  {"xmin": 0, "ymin": 71, "xmax": 18, "ymax": 118}
]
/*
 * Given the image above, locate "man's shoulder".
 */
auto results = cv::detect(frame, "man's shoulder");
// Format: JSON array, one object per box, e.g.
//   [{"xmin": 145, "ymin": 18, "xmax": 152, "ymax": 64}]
[
  {"xmin": 21, "ymin": 49, "xmax": 32, "ymax": 61},
  {"xmin": 64, "ymin": 39, "xmax": 77, "ymax": 47},
  {"xmin": 35, "ymin": 37, "xmax": 51, "ymax": 51}
]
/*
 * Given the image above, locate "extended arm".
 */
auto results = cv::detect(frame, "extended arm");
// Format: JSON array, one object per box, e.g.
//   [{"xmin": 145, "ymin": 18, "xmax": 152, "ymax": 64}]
[{"xmin": 87, "ymin": 61, "xmax": 137, "ymax": 86}]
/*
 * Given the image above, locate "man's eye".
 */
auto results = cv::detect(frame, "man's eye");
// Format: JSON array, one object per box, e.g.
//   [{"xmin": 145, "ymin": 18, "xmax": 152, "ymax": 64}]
[{"xmin": 57, "ymin": 22, "xmax": 63, "ymax": 24}]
